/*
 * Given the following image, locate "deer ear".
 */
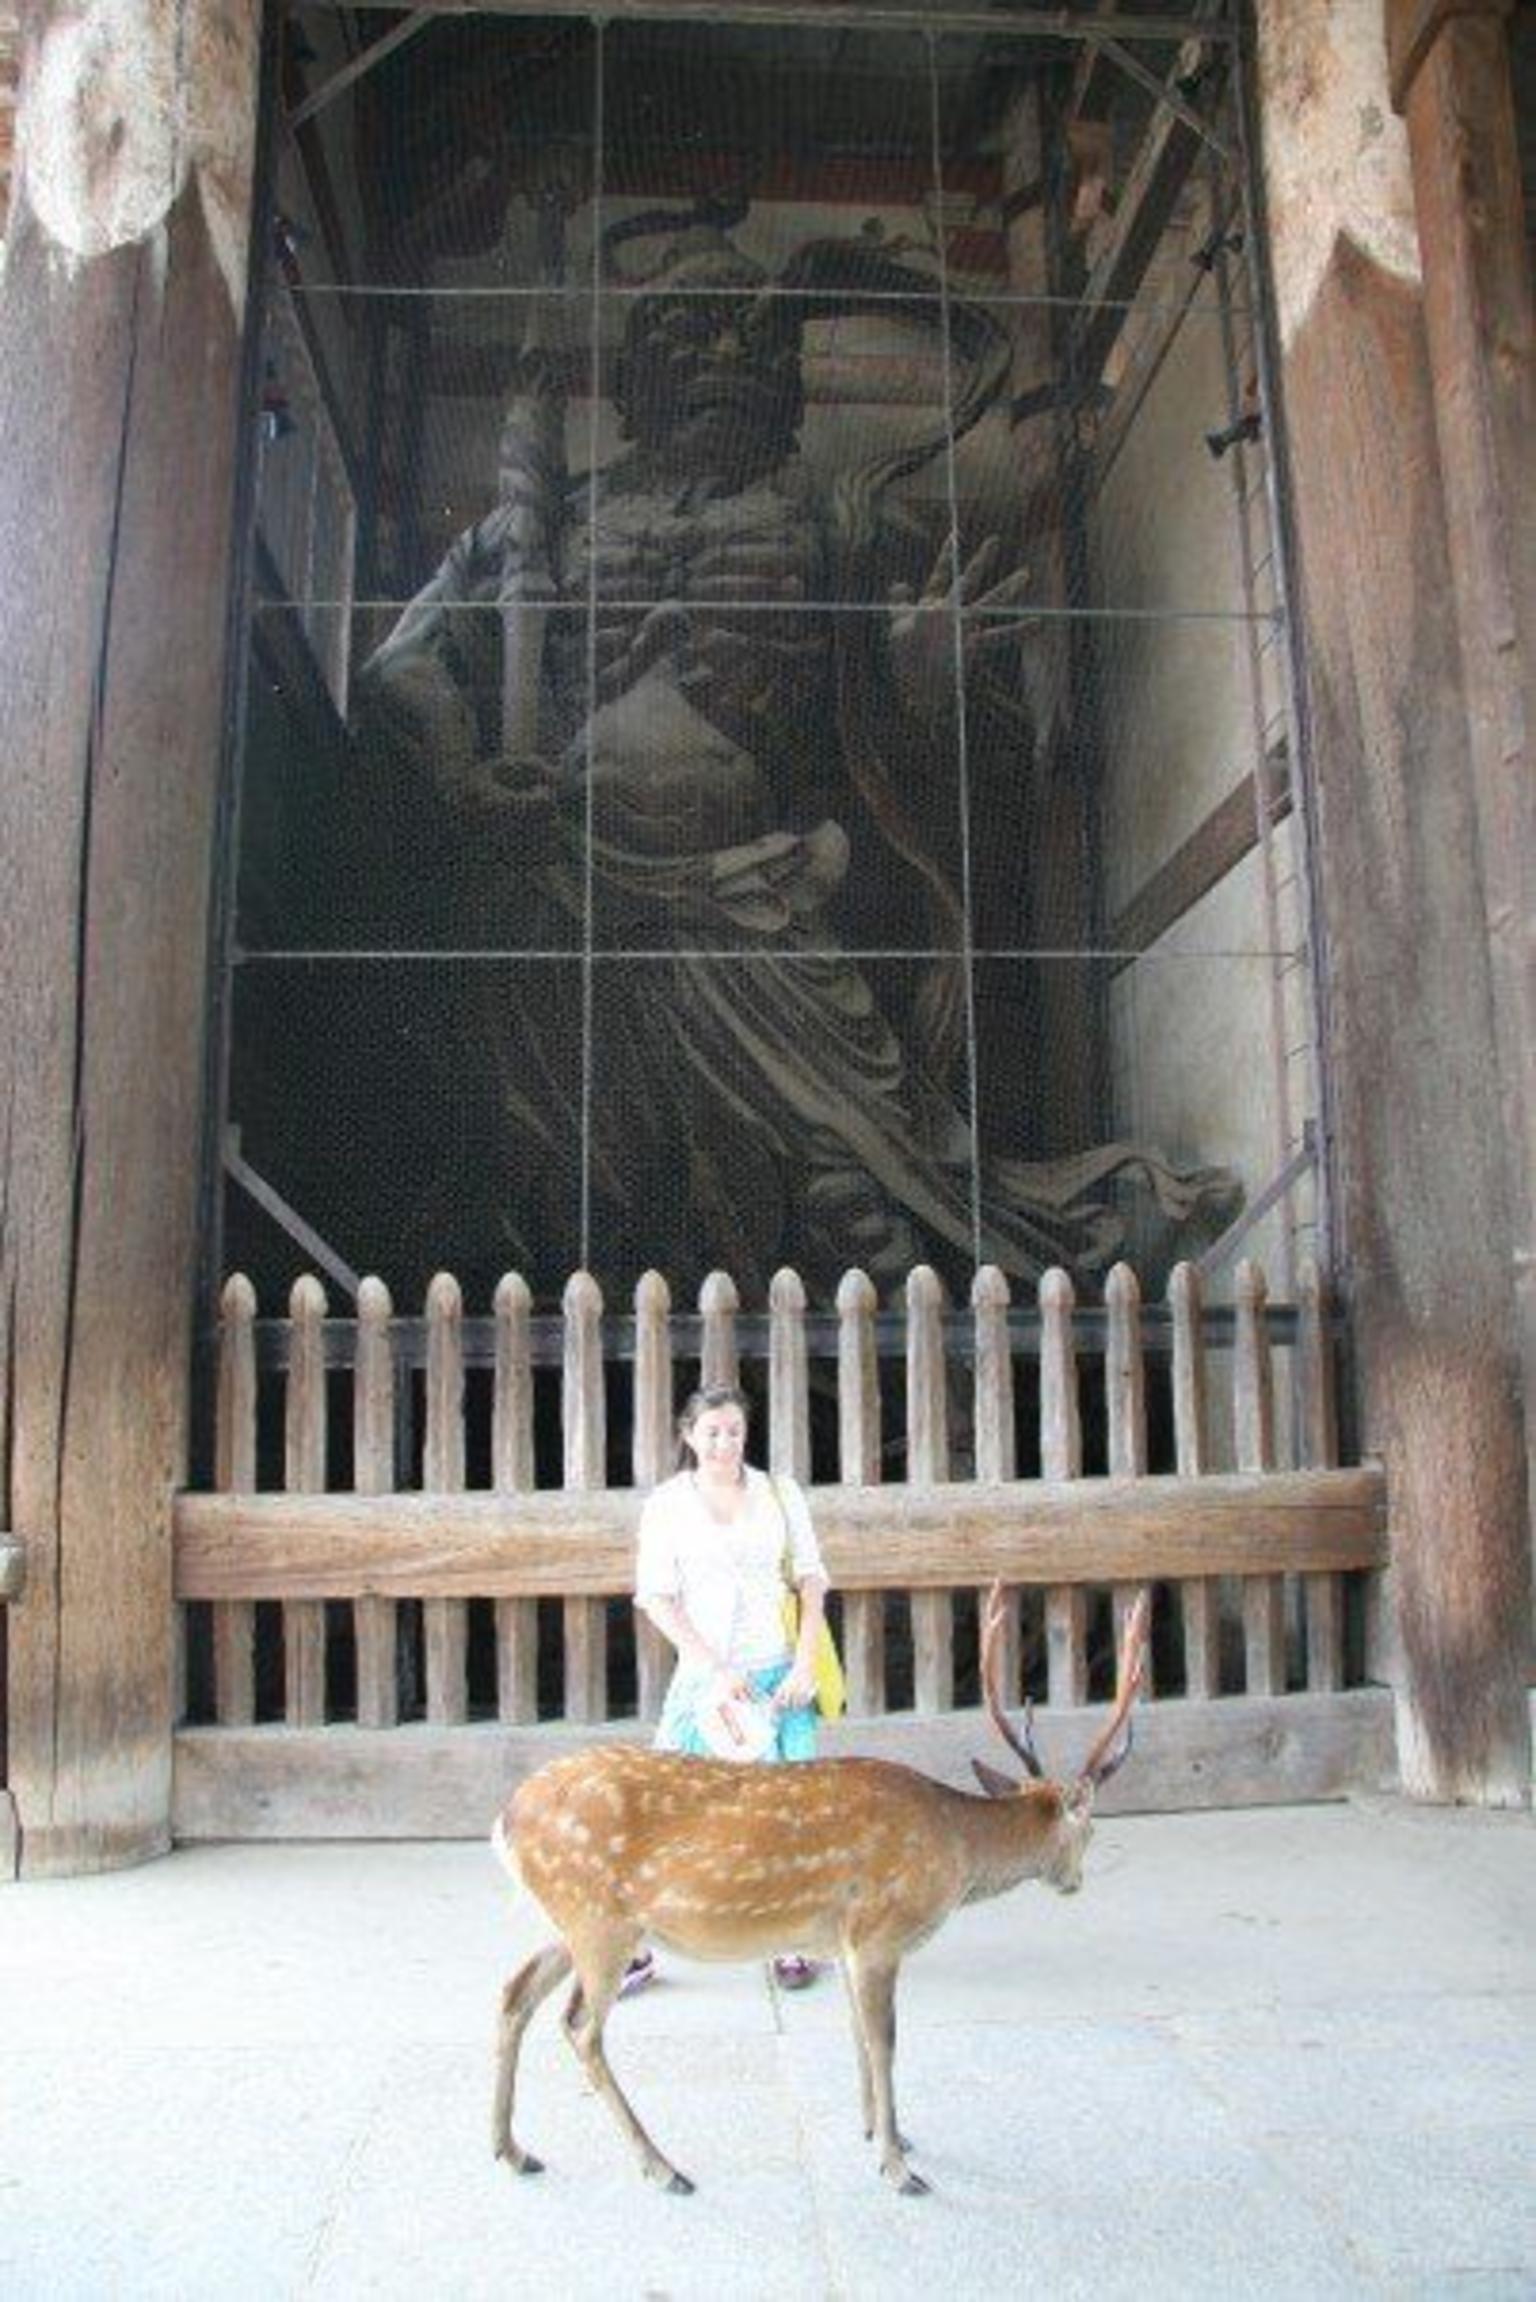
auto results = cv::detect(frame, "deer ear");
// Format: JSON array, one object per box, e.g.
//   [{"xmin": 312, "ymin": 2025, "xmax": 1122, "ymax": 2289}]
[
  {"xmin": 971, "ymin": 1758, "xmax": 1018, "ymax": 1800},
  {"xmin": 1064, "ymin": 1780, "xmax": 1094, "ymax": 1821}
]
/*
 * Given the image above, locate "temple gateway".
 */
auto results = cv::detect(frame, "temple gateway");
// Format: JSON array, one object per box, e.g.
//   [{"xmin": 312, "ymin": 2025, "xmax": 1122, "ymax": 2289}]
[{"xmin": 0, "ymin": 0, "xmax": 1531, "ymax": 1874}]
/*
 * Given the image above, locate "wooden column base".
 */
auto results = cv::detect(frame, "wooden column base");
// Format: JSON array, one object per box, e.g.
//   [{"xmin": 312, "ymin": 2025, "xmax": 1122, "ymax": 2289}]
[{"xmin": 13, "ymin": 1818, "xmax": 173, "ymax": 1882}]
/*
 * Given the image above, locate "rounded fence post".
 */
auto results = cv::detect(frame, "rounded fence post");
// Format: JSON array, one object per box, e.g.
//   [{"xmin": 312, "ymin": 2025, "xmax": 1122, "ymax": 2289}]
[
  {"xmin": 1169, "ymin": 1261, "xmax": 1219, "ymax": 1698},
  {"xmin": 632, "ymin": 1270, "xmax": 674, "ymax": 1722},
  {"xmin": 768, "ymin": 1267, "xmax": 811, "ymax": 1484},
  {"xmin": 698, "ymin": 1269, "xmax": 740, "ymax": 1391},
  {"xmin": 354, "ymin": 1277, "xmax": 398, "ymax": 1728},
  {"xmin": 563, "ymin": 1270, "xmax": 608, "ymax": 1722},
  {"xmin": 211, "ymin": 1275, "xmax": 257, "ymax": 1727},
  {"xmin": 1040, "ymin": 1268, "xmax": 1087, "ymax": 1709},
  {"xmin": 973, "ymin": 1264, "xmax": 1020, "ymax": 1700},
  {"xmin": 424, "ymin": 1272, "xmax": 468, "ymax": 1726},
  {"xmin": 907, "ymin": 1265, "xmax": 952, "ymax": 1712},
  {"xmin": 1298, "ymin": 1258, "xmax": 1345, "ymax": 1691},
  {"xmin": 837, "ymin": 1268, "xmax": 884, "ymax": 1716},
  {"xmin": 493, "ymin": 1273, "xmax": 539, "ymax": 1725},
  {"xmin": 1235, "ymin": 1258, "xmax": 1284, "ymax": 1694},
  {"xmin": 284, "ymin": 1276, "xmax": 328, "ymax": 1727},
  {"xmin": 1106, "ymin": 1262, "xmax": 1152, "ymax": 1698}
]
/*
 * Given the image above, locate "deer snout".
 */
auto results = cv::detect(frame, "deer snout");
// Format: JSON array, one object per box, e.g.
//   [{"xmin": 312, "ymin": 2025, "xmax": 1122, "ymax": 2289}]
[{"xmin": 1043, "ymin": 1800, "xmax": 1093, "ymax": 1893}]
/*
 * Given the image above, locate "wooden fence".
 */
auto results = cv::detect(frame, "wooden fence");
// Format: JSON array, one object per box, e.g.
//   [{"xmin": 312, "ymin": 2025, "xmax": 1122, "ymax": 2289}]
[{"xmin": 170, "ymin": 1256, "xmax": 1393, "ymax": 1838}]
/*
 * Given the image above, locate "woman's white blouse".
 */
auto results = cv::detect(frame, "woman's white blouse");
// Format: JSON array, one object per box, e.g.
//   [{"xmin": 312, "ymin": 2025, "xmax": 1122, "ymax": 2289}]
[{"xmin": 634, "ymin": 1467, "xmax": 827, "ymax": 1669}]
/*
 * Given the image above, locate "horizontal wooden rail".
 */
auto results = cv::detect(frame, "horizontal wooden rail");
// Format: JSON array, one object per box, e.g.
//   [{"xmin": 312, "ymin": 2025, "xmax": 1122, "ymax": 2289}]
[
  {"xmin": 171, "ymin": 1692, "xmax": 1398, "ymax": 1840},
  {"xmin": 174, "ymin": 1466, "xmax": 1386, "ymax": 1602}
]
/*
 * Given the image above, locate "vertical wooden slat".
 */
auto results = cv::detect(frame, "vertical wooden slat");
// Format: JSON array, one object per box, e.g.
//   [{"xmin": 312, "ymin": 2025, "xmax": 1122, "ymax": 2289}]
[
  {"xmin": 768, "ymin": 1266, "xmax": 811, "ymax": 1482},
  {"xmin": 284, "ymin": 1275, "xmax": 328, "ymax": 1727},
  {"xmin": 353, "ymin": 1277, "xmax": 397, "ymax": 1728},
  {"xmin": 563, "ymin": 1270, "xmax": 607, "ymax": 1722},
  {"xmin": 972, "ymin": 1265, "xmax": 1021, "ymax": 1701},
  {"xmin": 632, "ymin": 1269, "xmax": 673, "ymax": 1723},
  {"xmin": 423, "ymin": 1272, "xmax": 468, "ymax": 1725},
  {"xmin": 1169, "ymin": 1260, "xmax": 1219, "ymax": 1698},
  {"xmin": 1105, "ymin": 1261, "xmax": 1152, "ymax": 1697},
  {"xmin": 1297, "ymin": 1259, "xmax": 1344, "ymax": 1691},
  {"xmin": 907, "ymin": 1265, "xmax": 952, "ymax": 1711},
  {"xmin": 837, "ymin": 1267, "xmax": 884, "ymax": 1716},
  {"xmin": 1040, "ymin": 1268, "xmax": 1088, "ymax": 1708},
  {"xmin": 492, "ymin": 1273, "xmax": 539, "ymax": 1725},
  {"xmin": 1235, "ymin": 1258, "xmax": 1285, "ymax": 1695},
  {"xmin": 698, "ymin": 1269, "xmax": 739, "ymax": 1391},
  {"xmin": 211, "ymin": 1274, "xmax": 257, "ymax": 1726}
]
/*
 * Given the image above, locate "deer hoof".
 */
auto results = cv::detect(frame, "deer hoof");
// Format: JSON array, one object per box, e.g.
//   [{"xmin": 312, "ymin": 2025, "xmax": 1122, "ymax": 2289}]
[
  {"xmin": 663, "ymin": 2170, "xmax": 696, "ymax": 2196},
  {"xmin": 897, "ymin": 2170, "xmax": 931, "ymax": 2197}
]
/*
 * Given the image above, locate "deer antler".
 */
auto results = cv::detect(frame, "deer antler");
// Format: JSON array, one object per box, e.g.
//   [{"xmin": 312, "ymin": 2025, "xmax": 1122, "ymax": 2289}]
[
  {"xmin": 979, "ymin": 1581, "xmax": 1044, "ymax": 1779},
  {"xmin": 1076, "ymin": 1588, "xmax": 1152, "ymax": 1788}
]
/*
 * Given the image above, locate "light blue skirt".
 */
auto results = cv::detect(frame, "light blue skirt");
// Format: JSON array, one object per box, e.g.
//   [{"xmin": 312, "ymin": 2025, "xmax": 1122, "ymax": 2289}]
[{"xmin": 655, "ymin": 1659, "xmax": 818, "ymax": 1763}]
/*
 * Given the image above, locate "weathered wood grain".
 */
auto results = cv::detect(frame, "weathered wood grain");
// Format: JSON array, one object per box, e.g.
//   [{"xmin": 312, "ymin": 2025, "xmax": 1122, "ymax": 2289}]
[
  {"xmin": 353, "ymin": 1278, "xmax": 398, "ymax": 1729},
  {"xmin": 170, "ymin": 1689, "xmax": 1397, "ymax": 1842},
  {"xmin": 561, "ymin": 1271, "xmax": 606, "ymax": 1723},
  {"xmin": 836, "ymin": 1268, "xmax": 884, "ymax": 1717},
  {"xmin": 493, "ymin": 1273, "xmax": 540, "ymax": 1725},
  {"xmin": 213, "ymin": 1276, "xmax": 257, "ymax": 1726},
  {"xmin": 1040, "ymin": 1268, "xmax": 1089, "ymax": 1709},
  {"xmin": 173, "ymin": 1465, "xmax": 1386, "ymax": 1600},
  {"xmin": 284, "ymin": 1279, "xmax": 328, "ymax": 1728},
  {"xmin": 1169, "ymin": 1261, "xmax": 1220, "ymax": 1698},
  {"xmin": 1262, "ymin": 0, "xmax": 1532, "ymax": 1796},
  {"xmin": 0, "ymin": 17, "xmax": 259, "ymax": 1868},
  {"xmin": 423, "ymin": 1273, "xmax": 468, "ymax": 1727},
  {"xmin": 906, "ymin": 1268, "xmax": 953, "ymax": 1712},
  {"xmin": 630, "ymin": 1270, "xmax": 672, "ymax": 1722}
]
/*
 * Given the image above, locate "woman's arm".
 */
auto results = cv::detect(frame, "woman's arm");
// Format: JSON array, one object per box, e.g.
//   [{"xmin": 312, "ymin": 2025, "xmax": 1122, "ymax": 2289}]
[{"xmin": 638, "ymin": 1592, "xmax": 753, "ymax": 1702}]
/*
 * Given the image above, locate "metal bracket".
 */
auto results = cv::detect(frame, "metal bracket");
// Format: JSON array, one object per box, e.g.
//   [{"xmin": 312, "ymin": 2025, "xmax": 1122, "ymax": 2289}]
[
  {"xmin": 287, "ymin": 11, "xmax": 433, "ymax": 134},
  {"xmin": 224, "ymin": 1129, "xmax": 362, "ymax": 1303},
  {"xmin": 1197, "ymin": 1129, "xmax": 1318, "ymax": 1278}
]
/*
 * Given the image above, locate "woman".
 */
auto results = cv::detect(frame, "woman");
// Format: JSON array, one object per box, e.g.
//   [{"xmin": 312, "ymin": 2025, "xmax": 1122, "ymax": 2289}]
[{"xmin": 628, "ymin": 1382, "xmax": 829, "ymax": 1992}]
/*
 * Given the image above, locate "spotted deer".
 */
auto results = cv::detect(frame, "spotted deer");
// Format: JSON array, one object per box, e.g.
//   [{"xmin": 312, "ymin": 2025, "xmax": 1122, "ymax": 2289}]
[{"xmin": 490, "ymin": 1581, "xmax": 1150, "ymax": 2196}]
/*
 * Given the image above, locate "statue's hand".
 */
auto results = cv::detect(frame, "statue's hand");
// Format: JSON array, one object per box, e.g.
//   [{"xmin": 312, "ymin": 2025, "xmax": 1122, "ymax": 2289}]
[
  {"xmin": 888, "ymin": 537, "xmax": 1034, "ymax": 722},
  {"xmin": 438, "ymin": 752, "xmax": 562, "ymax": 856}
]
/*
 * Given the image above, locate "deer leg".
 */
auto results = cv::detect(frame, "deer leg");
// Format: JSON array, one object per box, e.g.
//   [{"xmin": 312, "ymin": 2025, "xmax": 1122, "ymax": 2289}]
[
  {"xmin": 845, "ymin": 1954, "xmax": 927, "ymax": 2195},
  {"xmin": 837, "ymin": 1955, "xmax": 878, "ymax": 2139},
  {"xmin": 492, "ymin": 1939, "xmax": 573, "ymax": 2174},
  {"xmin": 838, "ymin": 1957, "xmax": 914, "ymax": 2154},
  {"xmin": 562, "ymin": 1953, "xmax": 696, "ymax": 2195}
]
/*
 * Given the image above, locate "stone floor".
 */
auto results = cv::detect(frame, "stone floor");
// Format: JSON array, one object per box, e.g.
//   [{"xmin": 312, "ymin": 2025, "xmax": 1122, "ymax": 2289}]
[{"xmin": 1, "ymin": 1798, "xmax": 1534, "ymax": 2299}]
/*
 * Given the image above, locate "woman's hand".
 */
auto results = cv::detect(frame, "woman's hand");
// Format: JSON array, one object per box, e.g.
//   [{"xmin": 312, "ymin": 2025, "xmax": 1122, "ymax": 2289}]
[
  {"xmin": 773, "ymin": 1659, "xmax": 818, "ymax": 1712},
  {"xmin": 713, "ymin": 1664, "xmax": 756, "ymax": 1704}
]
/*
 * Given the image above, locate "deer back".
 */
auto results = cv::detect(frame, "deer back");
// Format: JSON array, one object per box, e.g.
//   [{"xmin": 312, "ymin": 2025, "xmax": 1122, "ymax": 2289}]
[{"xmin": 498, "ymin": 1746, "xmax": 1090, "ymax": 1961}]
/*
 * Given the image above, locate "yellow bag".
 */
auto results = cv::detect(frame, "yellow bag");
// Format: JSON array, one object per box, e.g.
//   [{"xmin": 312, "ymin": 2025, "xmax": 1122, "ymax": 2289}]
[
  {"xmin": 773, "ymin": 1479, "xmax": 847, "ymax": 1720},
  {"xmin": 781, "ymin": 1591, "xmax": 848, "ymax": 1720}
]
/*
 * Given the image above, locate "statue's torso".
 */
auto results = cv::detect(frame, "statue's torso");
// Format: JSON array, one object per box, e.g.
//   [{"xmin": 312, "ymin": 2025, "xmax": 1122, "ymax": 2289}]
[{"xmin": 544, "ymin": 465, "xmax": 834, "ymax": 850}]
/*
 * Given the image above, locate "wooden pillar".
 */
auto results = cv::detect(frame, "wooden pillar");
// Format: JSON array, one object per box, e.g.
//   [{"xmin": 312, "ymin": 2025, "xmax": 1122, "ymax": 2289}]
[
  {"xmin": 1254, "ymin": 0, "xmax": 1531, "ymax": 1802},
  {"xmin": 0, "ymin": 0, "xmax": 262, "ymax": 1874},
  {"xmin": 998, "ymin": 81, "xmax": 1098, "ymax": 1150},
  {"xmin": 1387, "ymin": 0, "xmax": 1536, "ymax": 1602}
]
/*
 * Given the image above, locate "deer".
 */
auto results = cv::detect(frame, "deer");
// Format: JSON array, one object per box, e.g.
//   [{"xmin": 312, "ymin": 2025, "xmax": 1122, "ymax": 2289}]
[{"xmin": 490, "ymin": 1581, "xmax": 1150, "ymax": 2197}]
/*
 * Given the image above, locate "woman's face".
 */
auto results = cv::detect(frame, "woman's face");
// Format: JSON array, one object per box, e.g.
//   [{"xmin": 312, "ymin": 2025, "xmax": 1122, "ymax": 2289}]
[{"xmin": 683, "ymin": 1402, "xmax": 748, "ymax": 1476}]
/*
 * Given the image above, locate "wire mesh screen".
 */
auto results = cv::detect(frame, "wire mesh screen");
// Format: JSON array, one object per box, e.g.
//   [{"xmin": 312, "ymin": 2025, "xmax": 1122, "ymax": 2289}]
[{"xmin": 223, "ymin": 4, "xmax": 1318, "ymax": 1315}]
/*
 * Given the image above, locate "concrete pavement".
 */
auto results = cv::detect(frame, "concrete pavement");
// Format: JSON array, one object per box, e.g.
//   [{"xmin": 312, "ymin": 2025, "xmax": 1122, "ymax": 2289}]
[{"xmin": 1, "ymin": 1799, "xmax": 1533, "ymax": 2299}]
